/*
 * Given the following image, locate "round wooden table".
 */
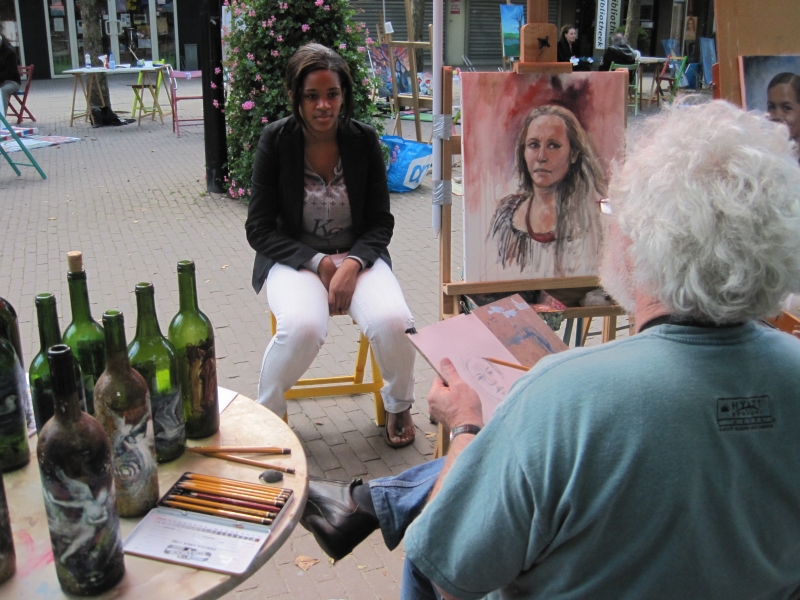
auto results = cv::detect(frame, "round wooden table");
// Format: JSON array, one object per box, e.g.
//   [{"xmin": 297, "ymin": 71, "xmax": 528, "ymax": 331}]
[{"xmin": 1, "ymin": 394, "xmax": 308, "ymax": 599}]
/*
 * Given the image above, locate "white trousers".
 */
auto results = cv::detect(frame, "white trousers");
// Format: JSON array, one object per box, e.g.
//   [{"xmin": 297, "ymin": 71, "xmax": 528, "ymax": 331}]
[
  {"xmin": 1, "ymin": 80, "xmax": 20, "ymax": 117},
  {"xmin": 257, "ymin": 256, "xmax": 416, "ymax": 417}
]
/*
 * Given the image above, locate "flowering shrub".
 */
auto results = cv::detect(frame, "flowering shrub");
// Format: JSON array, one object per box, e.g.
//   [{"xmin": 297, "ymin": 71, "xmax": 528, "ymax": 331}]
[{"xmin": 222, "ymin": 0, "xmax": 381, "ymax": 200}]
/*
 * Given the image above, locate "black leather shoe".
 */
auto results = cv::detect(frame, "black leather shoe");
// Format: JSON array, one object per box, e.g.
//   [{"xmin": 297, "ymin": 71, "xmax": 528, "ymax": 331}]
[{"xmin": 300, "ymin": 477, "xmax": 379, "ymax": 561}]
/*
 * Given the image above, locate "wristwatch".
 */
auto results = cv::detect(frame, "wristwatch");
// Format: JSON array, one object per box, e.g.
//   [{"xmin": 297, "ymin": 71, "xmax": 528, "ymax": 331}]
[{"xmin": 449, "ymin": 424, "xmax": 482, "ymax": 442}]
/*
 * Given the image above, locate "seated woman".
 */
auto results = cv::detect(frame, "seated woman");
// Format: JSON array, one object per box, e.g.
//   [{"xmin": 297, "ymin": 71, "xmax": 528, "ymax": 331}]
[{"xmin": 245, "ymin": 44, "xmax": 417, "ymax": 448}]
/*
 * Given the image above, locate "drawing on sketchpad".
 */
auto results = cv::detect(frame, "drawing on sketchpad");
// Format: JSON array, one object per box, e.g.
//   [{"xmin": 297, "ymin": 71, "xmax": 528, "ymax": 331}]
[
  {"xmin": 408, "ymin": 294, "xmax": 567, "ymax": 422},
  {"xmin": 500, "ymin": 4, "xmax": 525, "ymax": 58},
  {"xmin": 461, "ymin": 72, "xmax": 626, "ymax": 283}
]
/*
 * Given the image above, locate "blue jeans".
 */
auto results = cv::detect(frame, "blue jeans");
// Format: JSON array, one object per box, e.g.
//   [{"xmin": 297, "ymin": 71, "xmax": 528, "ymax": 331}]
[{"xmin": 369, "ymin": 458, "xmax": 445, "ymax": 600}]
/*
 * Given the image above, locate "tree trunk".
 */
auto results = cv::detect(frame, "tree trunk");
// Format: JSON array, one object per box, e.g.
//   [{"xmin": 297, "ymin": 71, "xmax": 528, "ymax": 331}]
[
  {"xmin": 82, "ymin": 0, "xmax": 112, "ymax": 107},
  {"xmin": 409, "ymin": 0, "xmax": 426, "ymax": 76},
  {"xmin": 624, "ymin": 0, "xmax": 641, "ymax": 50}
]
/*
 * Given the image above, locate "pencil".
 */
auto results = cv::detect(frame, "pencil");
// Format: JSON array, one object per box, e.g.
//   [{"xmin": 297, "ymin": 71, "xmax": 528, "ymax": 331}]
[
  {"xmin": 182, "ymin": 490, "xmax": 284, "ymax": 513},
  {"xmin": 177, "ymin": 481, "xmax": 287, "ymax": 505},
  {"xmin": 189, "ymin": 446, "xmax": 292, "ymax": 455},
  {"xmin": 185, "ymin": 473, "xmax": 291, "ymax": 495},
  {"xmin": 178, "ymin": 477, "xmax": 290, "ymax": 499},
  {"xmin": 482, "ymin": 357, "xmax": 530, "ymax": 372},
  {"xmin": 167, "ymin": 494, "xmax": 278, "ymax": 518},
  {"xmin": 206, "ymin": 452, "xmax": 297, "ymax": 474},
  {"xmin": 163, "ymin": 499, "xmax": 274, "ymax": 525}
]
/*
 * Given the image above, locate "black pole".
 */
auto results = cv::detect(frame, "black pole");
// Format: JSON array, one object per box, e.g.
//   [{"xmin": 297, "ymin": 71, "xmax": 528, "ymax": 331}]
[{"xmin": 200, "ymin": 0, "xmax": 227, "ymax": 194}]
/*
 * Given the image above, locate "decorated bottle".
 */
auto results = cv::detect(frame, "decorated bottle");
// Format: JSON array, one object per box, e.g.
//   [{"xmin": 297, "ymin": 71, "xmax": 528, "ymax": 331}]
[
  {"xmin": 0, "ymin": 296, "xmax": 34, "ymax": 433},
  {"xmin": 30, "ymin": 293, "xmax": 86, "ymax": 432},
  {"xmin": 0, "ymin": 470, "xmax": 15, "ymax": 584},
  {"xmin": 168, "ymin": 261, "xmax": 219, "ymax": 439},
  {"xmin": 0, "ymin": 317, "xmax": 30, "ymax": 472},
  {"xmin": 129, "ymin": 283, "xmax": 185, "ymax": 463},
  {"xmin": 62, "ymin": 251, "xmax": 106, "ymax": 415},
  {"xmin": 37, "ymin": 345, "xmax": 125, "ymax": 595},
  {"xmin": 94, "ymin": 310, "xmax": 159, "ymax": 517}
]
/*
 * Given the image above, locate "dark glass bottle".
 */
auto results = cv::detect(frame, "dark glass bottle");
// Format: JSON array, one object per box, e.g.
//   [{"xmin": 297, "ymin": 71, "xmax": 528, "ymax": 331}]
[
  {"xmin": 129, "ymin": 283, "xmax": 185, "ymax": 463},
  {"xmin": 0, "ymin": 317, "xmax": 30, "ymax": 473},
  {"xmin": 36, "ymin": 345, "xmax": 125, "ymax": 595},
  {"xmin": 62, "ymin": 251, "xmax": 106, "ymax": 415},
  {"xmin": 0, "ymin": 296, "xmax": 34, "ymax": 433},
  {"xmin": 29, "ymin": 293, "xmax": 86, "ymax": 432},
  {"xmin": 94, "ymin": 310, "xmax": 159, "ymax": 517},
  {"xmin": 168, "ymin": 261, "xmax": 219, "ymax": 439},
  {"xmin": 0, "ymin": 469, "xmax": 15, "ymax": 584}
]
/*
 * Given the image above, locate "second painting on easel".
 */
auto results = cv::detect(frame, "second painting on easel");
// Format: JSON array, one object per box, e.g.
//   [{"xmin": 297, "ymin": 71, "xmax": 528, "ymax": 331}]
[{"xmin": 461, "ymin": 72, "xmax": 626, "ymax": 283}]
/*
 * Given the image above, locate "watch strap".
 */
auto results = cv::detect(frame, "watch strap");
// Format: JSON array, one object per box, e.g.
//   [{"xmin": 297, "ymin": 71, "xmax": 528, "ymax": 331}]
[{"xmin": 449, "ymin": 424, "xmax": 482, "ymax": 441}]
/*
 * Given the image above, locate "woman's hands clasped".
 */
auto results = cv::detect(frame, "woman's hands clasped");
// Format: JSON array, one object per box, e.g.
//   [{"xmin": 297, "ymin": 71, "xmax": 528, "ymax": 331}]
[{"xmin": 318, "ymin": 256, "xmax": 361, "ymax": 315}]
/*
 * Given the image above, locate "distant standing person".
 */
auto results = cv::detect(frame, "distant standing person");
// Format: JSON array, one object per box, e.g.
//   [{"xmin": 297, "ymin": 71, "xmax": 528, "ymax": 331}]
[
  {"xmin": 599, "ymin": 33, "xmax": 637, "ymax": 71},
  {"xmin": 0, "ymin": 26, "xmax": 20, "ymax": 118}
]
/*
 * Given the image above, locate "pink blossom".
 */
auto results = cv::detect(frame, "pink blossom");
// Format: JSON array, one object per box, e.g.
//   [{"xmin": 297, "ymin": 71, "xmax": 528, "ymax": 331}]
[
  {"xmin": 271, "ymin": 50, "xmax": 279, "ymax": 57},
  {"xmin": 346, "ymin": 25, "xmax": 351, "ymax": 33},
  {"xmin": 339, "ymin": 43, "xmax": 347, "ymax": 50},
  {"xmin": 223, "ymin": 0, "xmax": 229, "ymax": 5},
  {"xmin": 261, "ymin": 85, "xmax": 266, "ymax": 90},
  {"xmin": 232, "ymin": 60, "xmax": 238, "ymax": 68},
  {"xmin": 323, "ymin": 5, "xmax": 330, "ymax": 9},
  {"xmin": 270, "ymin": 30, "xmax": 275, "ymax": 36},
  {"xmin": 244, "ymin": 142, "xmax": 251, "ymax": 150},
  {"xmin": 362, "ymin": 77, "xmax": 369, "ymax": 85},
  {"xmin": 215, "ymin": 67, "xmax": 221, "ymax": 74},
  {"xmin": 301, "ymin": 23, "xmax": 310, "ymax": 32},
  {"xmin": 241, "ymin": 100, "xmax": 255, "ymax": 110},
  {"xmin": 357, "ymin": 46, "xmax": 366, "ymax": 53},
  {"xmin": 248, "ymin": 189, "xmax": 252, "ymax": 195},
  {"xmin": 277, "ymin": 35, "xmax": 283, "ymax": 42},
  {"xmin": 234, "ymin": 7, "xmax": 242, "ymax": 16},
  {"xmin": 315, "ymin": 0, "xmax": 324, "ymax": 5},
  {"xmin": 220, "ymin": 109, "xmax": 225, "ymax": 114},
  {"xmin": 366, "ymin": 37, "xmax": 374, "ymax": 45},
  {"xmin": 227, "ymin": 127, "xmax": 233, "ymax": 134},
  {"xmin": 262, "ymin": 20, "xmax": 267, "ymax": 27},
  {"xmin": 366, "ymin": 28, "xmax": 370, "ymax": 35},
  {"xmin": 223, "ymin": 176, "xmax": 228, "ymax": 182},
  {"xmin": 211, "ymin": 82, "xmax": 217, "ymax": 89},
  {"xmin": 233, "ymin": 46, "xmax": 239, "ymax": 53},
  {"xmin": 255, "ymin": 74, "xmax": 262, "ymax": 80},
  {"xmin": 257, "ymin": 61, "xmax": 261, "ymax": 65},
  {"xmin": 356, "ymin": 22, "xmax": 364, "ymax": 31},
  {"xmin": 213, "ymin": 99, "xmax": 219, "ymax": 108},
  {"xmin": 238, "ymin": 188, "xmax": 245, "ymax": 196},
  {"xmin": 262, "ymin": 116, "xmax": 269, "ymax": 123},
  {"xmin": 279, "ymin": 2, "xmax": 287, "ymax": 9},
  {"xmin": 248, "ymin": 10, "xmax": 256, "ymax": 17},
  {"xmin": 247, "ymin": 52, "xmax": 255, "ymax": 60}
]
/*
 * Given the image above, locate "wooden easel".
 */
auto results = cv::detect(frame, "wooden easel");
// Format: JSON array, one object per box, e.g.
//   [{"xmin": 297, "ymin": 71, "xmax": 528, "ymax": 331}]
[
  {"xmin": 375, "ymin": 0, "xmax": 433, "ymax": 142},
  {"xmin": 433, "ymin": 0, "xmax": 627, "ymax": 457}
]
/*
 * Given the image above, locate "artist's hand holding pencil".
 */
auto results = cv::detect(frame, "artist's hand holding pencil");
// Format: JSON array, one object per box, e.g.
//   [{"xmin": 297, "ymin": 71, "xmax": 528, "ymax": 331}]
[{"xmin": 428, "ymin": 358, "xmax": 485, "ymax": 431}]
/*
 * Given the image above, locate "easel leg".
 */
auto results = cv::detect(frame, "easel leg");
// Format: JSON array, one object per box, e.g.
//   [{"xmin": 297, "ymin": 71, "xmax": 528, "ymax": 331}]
[{"xmin": 602, "ymin": 315, "xmax": 617, "ymax": 343}]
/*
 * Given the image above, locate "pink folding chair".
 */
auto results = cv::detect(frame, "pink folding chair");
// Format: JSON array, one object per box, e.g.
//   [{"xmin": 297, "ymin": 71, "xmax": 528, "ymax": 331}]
[
  {"xmin": 6, "ymin": 65, "xmax": 36, "ymax": 124},
  {"xmin": 166, "ymin": 67, "xmax": 203, "ymax": 136}
]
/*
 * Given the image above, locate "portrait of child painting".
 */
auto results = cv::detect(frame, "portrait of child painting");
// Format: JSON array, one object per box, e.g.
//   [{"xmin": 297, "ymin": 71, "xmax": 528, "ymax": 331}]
[{"xmin": 461, "ymin": 72, "xmax": 626, "ymax": 282}]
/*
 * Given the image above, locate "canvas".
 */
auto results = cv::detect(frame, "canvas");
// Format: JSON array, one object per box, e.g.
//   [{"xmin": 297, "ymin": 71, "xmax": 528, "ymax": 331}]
[
  {"xmin": 368, "ymin": 44, "xmax": 413, "ymax": 98},
  {"xmin": 461, "ymin": 72, "xmax": 626, "ymax": 283},
  {"xmin": 500, "ymin": 5, "xmax": 525, "ymax": 58}
]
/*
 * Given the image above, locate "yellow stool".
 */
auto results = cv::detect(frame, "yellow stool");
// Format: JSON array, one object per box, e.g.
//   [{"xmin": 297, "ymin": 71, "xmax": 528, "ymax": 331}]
[
  {"xmin": 130, "ymin": 62, "xmax": 169, "ymax": 123},
  {"xmin": 270, "ymin": 313, "xmax": 386, "ymax": 426}
]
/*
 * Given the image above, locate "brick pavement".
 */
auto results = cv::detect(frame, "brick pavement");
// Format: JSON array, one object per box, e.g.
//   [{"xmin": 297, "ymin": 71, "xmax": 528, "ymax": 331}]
[{"xmin": 1, "ymin": 75, "xmax": 636, "ymax": 599}]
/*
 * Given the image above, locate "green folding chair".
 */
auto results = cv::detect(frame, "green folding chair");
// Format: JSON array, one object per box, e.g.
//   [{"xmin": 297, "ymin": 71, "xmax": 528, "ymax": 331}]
[
  {"xmin": 611, "ymin": 62, "xmax": 640, "ymax": 116},
  {"xmin": 0, "ymin": 112, "xmax": 47, "ymax": 180}
]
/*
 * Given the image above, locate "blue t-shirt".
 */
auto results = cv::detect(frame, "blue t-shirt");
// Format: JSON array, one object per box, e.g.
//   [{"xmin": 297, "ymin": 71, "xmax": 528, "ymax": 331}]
[{"xmin": 405, "ymin": 323, "xmax": 800, "ymax": 599}]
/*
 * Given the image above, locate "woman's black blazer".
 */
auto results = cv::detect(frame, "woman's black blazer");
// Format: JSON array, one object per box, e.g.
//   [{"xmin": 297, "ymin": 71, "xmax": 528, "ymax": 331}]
[{"xmin": 245, "ymin": 116, "xmax": 393, "ymax": 294}]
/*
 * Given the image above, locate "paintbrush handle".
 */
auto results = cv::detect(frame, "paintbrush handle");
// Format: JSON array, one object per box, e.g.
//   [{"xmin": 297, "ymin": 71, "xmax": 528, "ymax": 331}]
[
  {"xmin": 190, "ymin": 446, "xmax": 291, "ymax": 455},
  {"xmin": 187, "ymin": 490, "xmax": 284, "ymax": 513},
  {"xmin": 167, "ymin": 494, "xmax": 277, "ymax": 518},
  {"xmin": 163, "ymin": 499, "xmax": 273, "ymax": 525},
  {"xmin": 185, "ymin": 473, "xmax": 290, "ymax": 495},
  {"xmin": 208, "ymin": 452, "xmax": 297, "ymax": 474},
  {"xmin": 483, "ymin": 357, "xmax": 530, "ymax": 371},
  {"xmin": 178, "ymin": 481, "xmax": 286, "ymax": 504}
]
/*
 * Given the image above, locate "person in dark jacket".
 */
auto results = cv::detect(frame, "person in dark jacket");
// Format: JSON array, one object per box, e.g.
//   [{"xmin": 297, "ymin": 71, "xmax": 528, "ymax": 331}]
[
  {"xmin": 599, "ymin": 33, "xmax": 637, "ymax": 71},
  {"xmin": 557, "ymin": 25, "xmax": 578, "ymax": 63},
  {"xmin": 0, "ymin": 27, "xmax": 21, "ymax": 117}
]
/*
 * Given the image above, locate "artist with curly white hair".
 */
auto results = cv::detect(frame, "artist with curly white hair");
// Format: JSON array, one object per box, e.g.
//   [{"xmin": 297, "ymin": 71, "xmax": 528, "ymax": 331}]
[{"xmin": 300, "ymin": 101, "xmax": 800, "ymax": 599}]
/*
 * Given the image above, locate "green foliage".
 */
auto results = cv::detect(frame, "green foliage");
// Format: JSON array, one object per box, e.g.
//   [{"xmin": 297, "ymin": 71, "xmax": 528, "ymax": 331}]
[{"xmin": 222, "ymin": 0, "xmax": 381, "ymax": 200}]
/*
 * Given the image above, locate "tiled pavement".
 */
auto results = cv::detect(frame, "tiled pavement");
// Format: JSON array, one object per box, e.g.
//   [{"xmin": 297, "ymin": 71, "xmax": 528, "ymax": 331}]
[{"xmin": 1, "ymin": 74, "xmax": 632, "ymax": 599}]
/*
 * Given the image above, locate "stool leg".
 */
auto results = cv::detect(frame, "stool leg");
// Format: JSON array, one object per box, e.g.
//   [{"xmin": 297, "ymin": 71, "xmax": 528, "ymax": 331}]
[
  {"xmin": 353, "ymin": 333, "xmax": 370, "ymax": 384},
  {"xmin": 370, "ymin": 348, "xmax": 386, "ymax": 427}
]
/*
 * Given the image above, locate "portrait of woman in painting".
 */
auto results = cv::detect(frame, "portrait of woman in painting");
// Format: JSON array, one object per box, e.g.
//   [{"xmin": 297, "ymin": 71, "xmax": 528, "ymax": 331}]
[
  {"xmin": 489, "ymin": 104, "xmax": 606, "ymax": 278},
  {"xmin": 767, "ymin": 72, "xmax": 800, "ymax": 159}
]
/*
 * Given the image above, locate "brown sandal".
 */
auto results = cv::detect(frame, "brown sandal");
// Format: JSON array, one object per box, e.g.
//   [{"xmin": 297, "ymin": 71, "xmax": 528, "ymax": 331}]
[{"xmin": 384, "ymin": 409, "xmax": 415, "ymax": 449}]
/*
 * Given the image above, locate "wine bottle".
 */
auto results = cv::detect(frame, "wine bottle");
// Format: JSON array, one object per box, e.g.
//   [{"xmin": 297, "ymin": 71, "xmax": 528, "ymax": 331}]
[
  {"xmin": 37, "ymin": 345, "xmax": 125, "ymax": 595},
  {"xmin": 30, "ymin": 293, "xmax": 86, "ymax": 432},
  {"xmin": 0, "ymin": 318, "xmax": 30, "ymax": 472},
  {"xmin": 62, "ymin": 251, "xmax": 106, "ymax": 415},
  {"xmin": 0, "ymin": 296, "xmax": 34, "ymax": 433},
  {"xmin": 129, "ymin": 282, "xmax": 185, "ymax": 463},
  {"xmin": 168, "ymin": 261, "xmax": 219, "ymax": 439},
  {"xmin": 0, "ymin": 470, "xmax": 15, "ymax": 584},
  {"xmin": 94, "ymin": 310, "xmax": 159, "ymax": 517}
]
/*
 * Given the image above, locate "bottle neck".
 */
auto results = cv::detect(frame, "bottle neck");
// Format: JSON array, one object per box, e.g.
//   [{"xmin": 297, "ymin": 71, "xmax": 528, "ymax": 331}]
[
  {"xmin": 36, "ymin": 297, "xmax": 62, "ymax": 354},
  {"xmin": 177, "ymin": 269, "xmax": 199, "ymax": 313},
  {"xmin": 135, "ymin": 287, "xmax": 162, "ymax": 339},
  {"xmin": 48, "ymin": 345, "xmax": 83, "ymax": 422},
  {"xmin": 67, "ymin": 271, "xmax": 93, "ymax": 324},
  {"xmin": 103, "ymin": 312, "xmax": 130, "ymax": 370}
]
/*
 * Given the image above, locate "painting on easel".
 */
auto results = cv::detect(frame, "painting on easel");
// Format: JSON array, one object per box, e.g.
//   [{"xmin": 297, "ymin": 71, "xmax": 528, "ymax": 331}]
[
  {"xmin": 739, "ymin": 56, "xmax": 800, "ymax": 159},
  {"xmin": 500, "ymin": 5, "xmax": 525, "ymax": 58},
  {"xmin": 461, "ymin": 72, "xmax": 626, "ymax": 283},
  {"xmin": 368, "ymin": 44, "xmax": 413, "ymax": 97}
]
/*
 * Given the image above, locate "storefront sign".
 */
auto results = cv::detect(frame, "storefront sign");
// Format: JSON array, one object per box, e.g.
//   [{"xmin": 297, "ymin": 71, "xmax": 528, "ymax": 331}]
[
  {"xmin": 595, "ymin": 0, "xmax": 608, "ymax": 49},
  {"xmin": 450, "ymin": 0, "xmax": 461, "ymax": 15}
]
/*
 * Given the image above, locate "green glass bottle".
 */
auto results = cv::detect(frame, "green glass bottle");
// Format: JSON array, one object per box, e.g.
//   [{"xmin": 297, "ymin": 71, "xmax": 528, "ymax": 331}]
[
  {"xmin": 0, "ymin": 318, "xmax": 29, "ymax": 472},
  {"xmin": 37, "ymin": 345, "xmax": 125, "ymax": 595},
  {"xmin": 30, "ymin": 294, "xmax": 86, "ymax": 432},
  {"xmin": 0, "ymin": 469, "xmax": 14, "ymax": 584},
  {"xmin": 168, "ymin": 261, "xmax": 219, "ymax": 439},
  {"xmin": 62, "ymin": 251, "xmax": 106, "ymax": 415},
  {"xmin": 129, "ymin": 283, "xmax": 185, "ymax": 463},
  {"xmin": 94, "ymin": 310, "xmax": 159, "ymax": 517},
  {"xmin": 0, "ymin": 296, "xmax": 34, "ymax": 433}
]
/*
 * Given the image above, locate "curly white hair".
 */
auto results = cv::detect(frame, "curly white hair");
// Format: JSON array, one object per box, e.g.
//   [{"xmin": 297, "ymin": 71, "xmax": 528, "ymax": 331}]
[{"xmin": 607, "ymin": 99, "xmax": 800, "ymax": 323}]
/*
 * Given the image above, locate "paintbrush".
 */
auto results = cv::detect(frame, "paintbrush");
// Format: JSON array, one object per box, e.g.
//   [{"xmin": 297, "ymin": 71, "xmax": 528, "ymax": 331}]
[
  {"xmin": 180, "ymin": 477, "xmax": 291, "ymax": 500},
  {"xmin": 184, "ymin": 473, "xmax": 291, "ymax": 495},
  {"xmin": 205, "ymin": 452, "xmax": 296, "ymax": 474},
  {"xmin": 167, "ymin": 494, "xmax": 278, "ymax": 518},
  {"xmin": 482, "ymin": 357, "xmax": 530, "ymax": 371},
  {"xmin": 180, "ymin": 490, "xmax": 284, "ymax": 513},
  {"xmin": 189, "ymin": 446, "xmax": 292, "ymax": 455},
  {"xmin": 177, "ymin": 481, "xmax": 287, "ymax": 505},
  {"xmin": 163, "ymin": 499, "xmax": 274, "ymax": 525}
]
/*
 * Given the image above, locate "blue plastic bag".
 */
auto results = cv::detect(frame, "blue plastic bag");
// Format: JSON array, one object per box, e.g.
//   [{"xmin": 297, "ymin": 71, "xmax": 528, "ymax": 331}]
[{"xmin": 380, "ymin": 135, "xmax": 433, "ymax": 193}]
